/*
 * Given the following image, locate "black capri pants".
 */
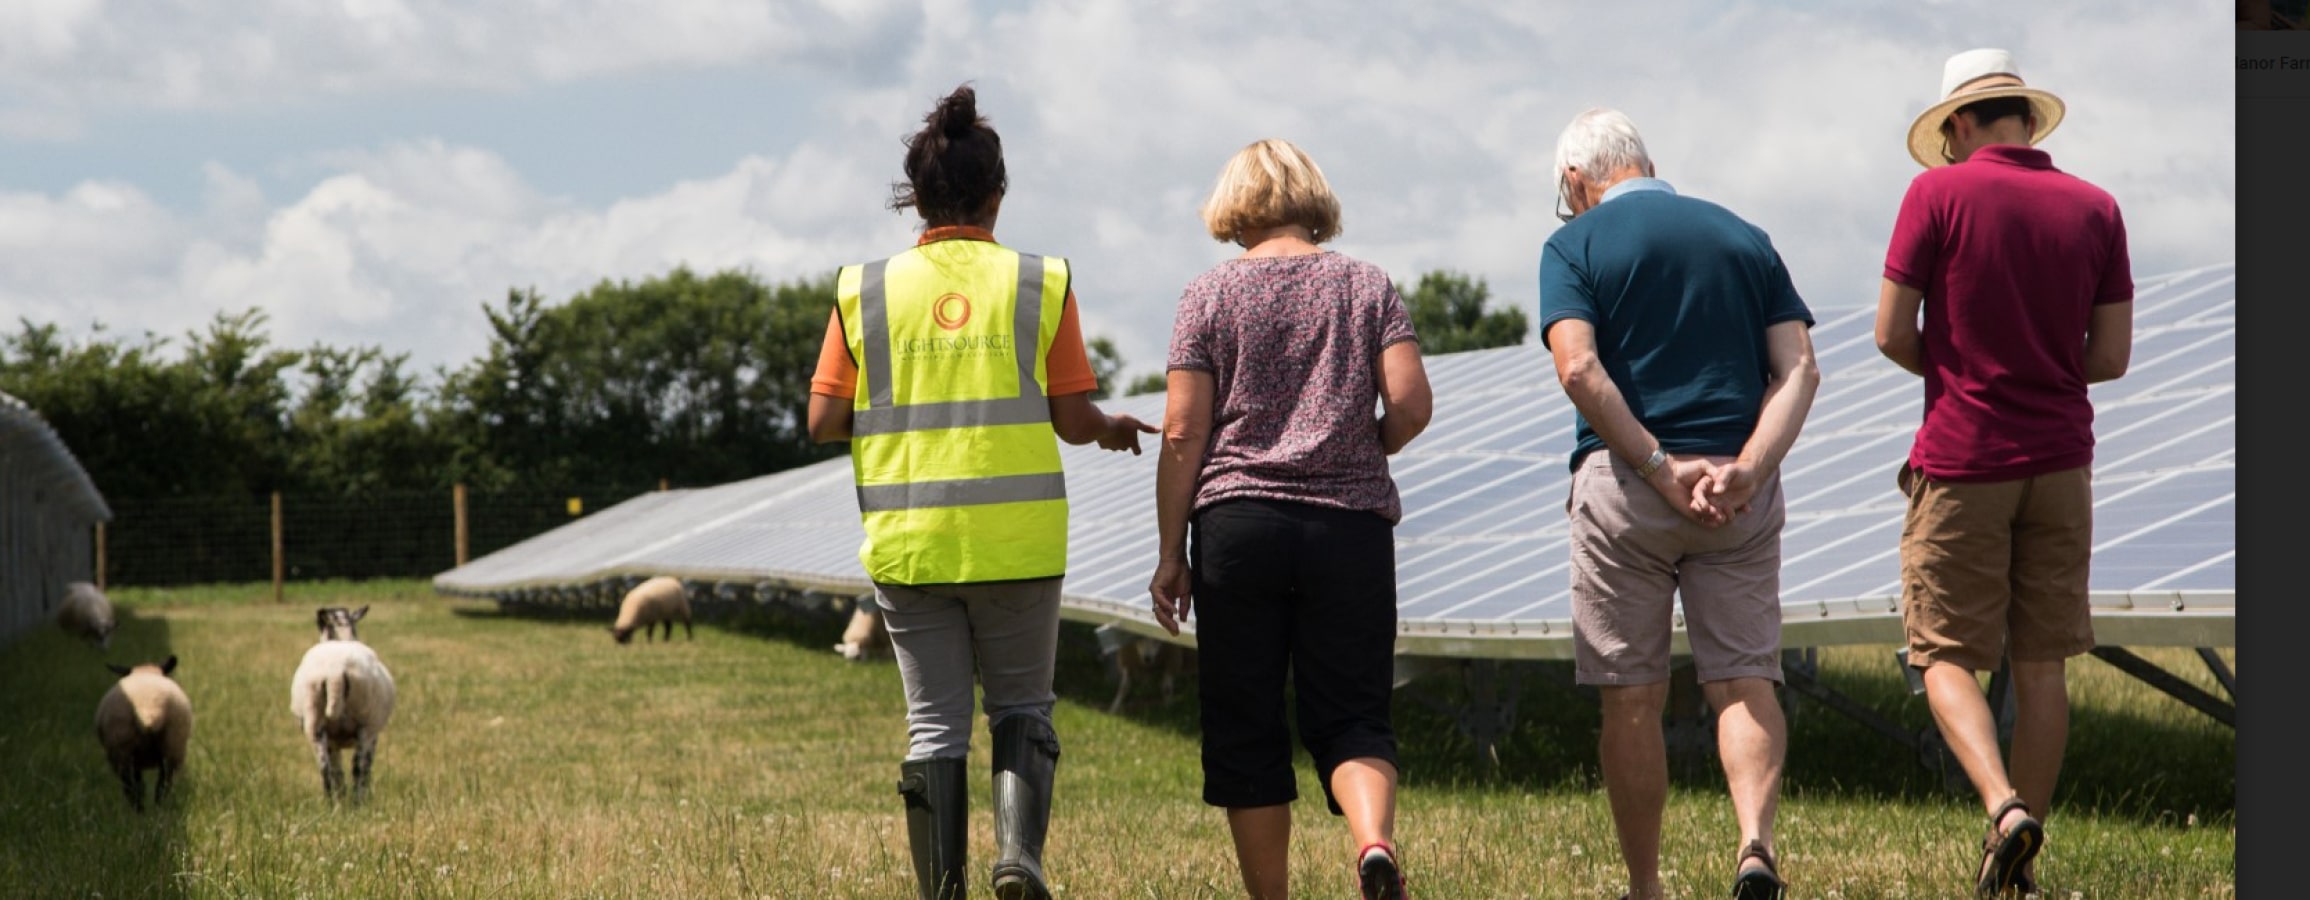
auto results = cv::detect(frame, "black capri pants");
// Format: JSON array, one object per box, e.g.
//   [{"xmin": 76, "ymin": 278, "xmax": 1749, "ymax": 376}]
[{"xmin": 1191, "ymin": 498, "xmax": 1401, "ymax": 814}]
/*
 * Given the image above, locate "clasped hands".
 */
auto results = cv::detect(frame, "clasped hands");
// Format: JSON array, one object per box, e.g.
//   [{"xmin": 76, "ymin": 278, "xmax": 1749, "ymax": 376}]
[
  {"xmin": 1143, "ymin": 453, "xmax": 1765, "ymax": 633},
  {"xmin": 1650, "ymin": 454, "xmax": 1763, "ymax": 528}
]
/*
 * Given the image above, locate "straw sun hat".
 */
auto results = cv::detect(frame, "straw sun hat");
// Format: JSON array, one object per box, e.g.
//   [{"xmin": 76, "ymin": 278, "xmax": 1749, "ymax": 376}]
[{"xmin": 1905, "ymin": 48, "xmax": 2066, "ymax": 169}]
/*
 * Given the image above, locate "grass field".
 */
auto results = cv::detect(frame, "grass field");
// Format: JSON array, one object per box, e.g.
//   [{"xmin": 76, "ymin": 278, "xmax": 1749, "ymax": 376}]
[{"xmin": 0, "ymin": 579, "xmax": 2233, "ymax": 898}]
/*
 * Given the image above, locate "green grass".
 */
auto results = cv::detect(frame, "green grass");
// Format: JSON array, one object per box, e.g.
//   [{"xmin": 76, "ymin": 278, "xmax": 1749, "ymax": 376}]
[{"xmin": 0, "ymin": 580, "xmax": 2234, "ymax": 898}]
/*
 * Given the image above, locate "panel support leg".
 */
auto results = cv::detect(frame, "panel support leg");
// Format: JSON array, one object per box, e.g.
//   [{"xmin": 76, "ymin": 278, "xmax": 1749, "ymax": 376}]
[
  {"xmin": 2088, "ymin": 646, "xmax": 2235, "ymax": 727},
  {"xmin": 1454, "ymin": 659, "xmax": 1521, "ymax": 771},
  {"xmin": 2195, "ymin": 647, "xmax": 2235, "ymax": 700}
]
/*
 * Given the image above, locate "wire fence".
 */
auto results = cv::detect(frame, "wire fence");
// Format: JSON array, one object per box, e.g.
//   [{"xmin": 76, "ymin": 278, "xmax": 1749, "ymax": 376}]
[{"xmin": 98, "ymin": 485, "xmax": 661, "ymax": 589}]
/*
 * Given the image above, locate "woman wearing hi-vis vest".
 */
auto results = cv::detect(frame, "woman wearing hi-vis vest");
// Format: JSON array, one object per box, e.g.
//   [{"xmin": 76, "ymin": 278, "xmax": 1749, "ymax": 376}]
[{"xmin": 806, "ymin": 84, "xmax": 1156, "ymax": 900}]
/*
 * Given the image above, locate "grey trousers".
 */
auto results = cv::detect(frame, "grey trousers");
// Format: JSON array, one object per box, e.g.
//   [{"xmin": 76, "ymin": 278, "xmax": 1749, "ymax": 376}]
[{"xmin": 875, "ymin": 578, "xmax": 1063, "ymax": 760}]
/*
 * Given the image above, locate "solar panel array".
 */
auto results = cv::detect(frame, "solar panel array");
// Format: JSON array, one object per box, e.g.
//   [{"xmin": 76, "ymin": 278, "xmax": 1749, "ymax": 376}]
[{"xmin": 435, "ymin": 263, "xmax": 2235, "ymax": 658}]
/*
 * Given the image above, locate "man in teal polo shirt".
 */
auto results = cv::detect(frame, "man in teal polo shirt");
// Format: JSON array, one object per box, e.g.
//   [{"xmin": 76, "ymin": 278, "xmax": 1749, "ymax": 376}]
[{"xmin": 1539, "ymin": 106, "xmax": 1820, "ymax": 900}]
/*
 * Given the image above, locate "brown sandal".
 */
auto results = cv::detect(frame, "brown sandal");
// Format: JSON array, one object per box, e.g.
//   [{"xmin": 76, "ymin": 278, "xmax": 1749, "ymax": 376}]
[
  {"xmin": 1976, "ymin": 796, "xmax": 2044, "ymax": 897},
  {"xmin": 1732, "ymin": 839, "xmax": 1785, "ymax": 900}
]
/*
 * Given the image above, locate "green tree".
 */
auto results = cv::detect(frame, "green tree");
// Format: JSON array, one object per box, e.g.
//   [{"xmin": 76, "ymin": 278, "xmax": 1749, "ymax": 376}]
[
  {"xmin": 1086, "ymin": 336, "xmax": 1126, "ymax": 401},
  {"xmin": 0, "ymin": 309, "xmax": 303, "ymax": 498},
  {"xmin": 432, "ymin": 287, "xmax": 555, "ymax": 490},
  {"xmin": 1400, "ymin": 270, "xmax": 1530, "ymax": 353},
  {"xmin": 434, "ymin": 267, "xmax": 842, "ymax": 492},
  {"xmin": 288, "ymin": 345, "xmax": 454, "ymax": 495},
  {"xmin": 1125, "ymin": 372, "xmax": 1168, "ymax": 397}
]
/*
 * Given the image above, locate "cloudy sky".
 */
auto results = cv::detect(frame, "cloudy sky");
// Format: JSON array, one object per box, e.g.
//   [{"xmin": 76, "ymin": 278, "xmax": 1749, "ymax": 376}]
[{"xmin": 0, "ymin": 0, "xmax": 2234, "ymax": 388}]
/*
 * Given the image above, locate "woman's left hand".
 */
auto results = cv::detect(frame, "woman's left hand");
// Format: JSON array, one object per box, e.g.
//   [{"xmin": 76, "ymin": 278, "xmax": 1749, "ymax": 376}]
[{"xmin": 1148, "ymin": 558, "xmax": 1193, "ymax": 635}]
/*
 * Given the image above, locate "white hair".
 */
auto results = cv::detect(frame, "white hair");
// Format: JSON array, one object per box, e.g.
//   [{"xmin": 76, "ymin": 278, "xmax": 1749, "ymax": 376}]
[{"xmin": 1554, "ymin": 107, "xmax": 1653, "ymax": 183}]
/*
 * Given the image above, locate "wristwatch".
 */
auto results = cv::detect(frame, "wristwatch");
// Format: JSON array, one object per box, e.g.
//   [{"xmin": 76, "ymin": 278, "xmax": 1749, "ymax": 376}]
[{"xmin": 1635, "ymin": 446, "xmax": 1667, "ymax": 479}]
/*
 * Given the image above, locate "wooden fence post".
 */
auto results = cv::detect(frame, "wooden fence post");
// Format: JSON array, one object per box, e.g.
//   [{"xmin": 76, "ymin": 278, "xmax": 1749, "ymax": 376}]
[
  {"xmin": 271, "ymin": 491, "xmax": 284, "ymax": 603},
  {"xmin": 659, "ymin": 478, "xmax": 669, "ymax": 491},
  {"xmin": 454, "ymin": 483, "xmax": 470, "ymax": 568},
  {"xmin": 95, "ymin": 522, "xmax": 107, "ymax": 591}
]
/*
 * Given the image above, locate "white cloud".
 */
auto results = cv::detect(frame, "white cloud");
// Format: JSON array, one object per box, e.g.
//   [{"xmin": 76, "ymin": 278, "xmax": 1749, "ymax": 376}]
[
  {"xmin": 0, "ymin": 0, "xmax": 921, "ymax": 134},
  {"xmin": 0, "ymin": 0, "xmax": 2234, "ymax": 389},
  {"xmin": 849, "ymin": 0, "xmax": 2232, "ymax": 379},
  {"xmin": 161, "ymin": 139, "xmax": 903, "ymax": 373},
  {"xmin": 0, "ymin": 135, "xmax": 910, "ymax": 374},
  {"xmin": 0, "ymin": 179, "xmax": 185, "ymax": 334}
]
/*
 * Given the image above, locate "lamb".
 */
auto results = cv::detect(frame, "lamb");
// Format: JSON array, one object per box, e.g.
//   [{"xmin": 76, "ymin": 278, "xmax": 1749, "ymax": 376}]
[
  {"xmin": 1108, "ymin": 635, "xmax": 1197, "ymax": 714},
  {"xmin": 56, "ymin": 581, "xmax": 117, "ymax": 649},
  {"xmin": 289, "ymin": 606, "xmax": 396, "ymax": 804},
  {"xmin": 95, "ymin": 654, "xmax": 192, "ymax": 812},
  {"xmin": 611, "ymin": 575, "xmax": 693, "ymax": 644},
  {"xmin": 832, "ymin": 601, "xmax": 890, "ymax": 662}
]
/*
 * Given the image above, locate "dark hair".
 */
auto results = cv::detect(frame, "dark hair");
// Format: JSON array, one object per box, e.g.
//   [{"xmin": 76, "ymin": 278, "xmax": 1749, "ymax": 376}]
[
  {"xmin": 1953, "ymin": 96, "xmax": 2034, "ymax": 128},
  {"xmin": 888, "ymin": 84, "xmax": 1008, "ymax": 225}
]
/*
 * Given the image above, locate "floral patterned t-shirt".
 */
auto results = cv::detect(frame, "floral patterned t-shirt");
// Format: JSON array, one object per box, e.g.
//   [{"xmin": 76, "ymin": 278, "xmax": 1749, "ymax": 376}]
[{"xmin": 1166, "ymin": 251, "xmax": 1419, "ymax": 523}]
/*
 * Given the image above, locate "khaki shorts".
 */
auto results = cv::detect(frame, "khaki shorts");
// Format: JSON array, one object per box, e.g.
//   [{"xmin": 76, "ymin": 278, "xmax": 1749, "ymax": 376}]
[
  {"xmin": 1898, "ymin": 463, "xmax": 2096, "ymax": 671},
  {"xmin": 1568, "ymin": 452, "xmax": 1786, "ymax": 687}
]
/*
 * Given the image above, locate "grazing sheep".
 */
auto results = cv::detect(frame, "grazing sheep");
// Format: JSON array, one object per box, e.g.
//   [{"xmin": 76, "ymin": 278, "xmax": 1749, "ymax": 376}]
[
  {"xmin": 56, "ymin": 581, "xmax": 117, "ymax": 649},
  {"xmin": 1109, "ymin": 636, "xmax": 1196, "ymax": 714},
  {"xmin": 833, "ymin": 602, "xmax": 890, "ymax": 662},
  {"xmin": 611, "ymin": 576, "xmax": 692, "ymax": 644},
  {"xmin": 289, "ymin": 606, "xmax": 396, "ymax": 804},
  {"xmin": 95, "ymin": 655, "xmax": 192, "ymax": 813}
]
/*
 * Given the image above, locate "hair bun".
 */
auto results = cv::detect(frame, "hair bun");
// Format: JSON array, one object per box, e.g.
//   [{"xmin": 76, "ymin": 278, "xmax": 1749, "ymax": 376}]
[
  {"xmin": 888, "ymin": 83, "xmax": 1005, "ymax": 221},
  {"xmin": 934, "ymin": 86, "xmax": 980, "ymax": 138}
]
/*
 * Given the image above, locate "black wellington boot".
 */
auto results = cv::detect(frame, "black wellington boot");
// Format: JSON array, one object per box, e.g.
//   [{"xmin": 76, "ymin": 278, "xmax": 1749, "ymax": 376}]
[
  {"xmin": 898, "ymin": 757, "xmax": 968, "ymax": 900},
  {"xmin": 991, "ymin": 716, "xmax": 1061, "ymax": 900}
]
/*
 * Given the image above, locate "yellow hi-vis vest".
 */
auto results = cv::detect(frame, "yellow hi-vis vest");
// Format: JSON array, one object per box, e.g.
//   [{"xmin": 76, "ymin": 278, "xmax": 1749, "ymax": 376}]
[{"xmin": 835, "ymin": 240, "xmax": 1070, "ymax": 586}]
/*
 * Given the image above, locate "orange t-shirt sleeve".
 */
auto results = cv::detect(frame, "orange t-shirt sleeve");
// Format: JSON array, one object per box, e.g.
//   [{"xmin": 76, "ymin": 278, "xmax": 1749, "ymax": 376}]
[
  {"xmin": 809, "ymin": 307, "xmax": 857, "ymax": 399},
  {"xmin": 1044, "ymin": 291, "xmax": 1098, "ymax": 396}
]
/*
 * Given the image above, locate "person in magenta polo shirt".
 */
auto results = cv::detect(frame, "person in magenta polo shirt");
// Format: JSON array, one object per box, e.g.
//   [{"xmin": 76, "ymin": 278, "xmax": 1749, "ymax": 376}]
[{"xmin": 1874, "ymin": 48, "xmax": 2135, "ymax": 898}]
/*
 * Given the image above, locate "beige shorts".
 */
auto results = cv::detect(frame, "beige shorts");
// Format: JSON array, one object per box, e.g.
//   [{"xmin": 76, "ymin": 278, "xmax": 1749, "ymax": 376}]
[
  {"xmin": 1899, "ymin": 464, "xmax": 2096, "ymax": 671},
  {"xmin": 1567, "ymin": 452, "xmax": 1786, "ymax": 687}
]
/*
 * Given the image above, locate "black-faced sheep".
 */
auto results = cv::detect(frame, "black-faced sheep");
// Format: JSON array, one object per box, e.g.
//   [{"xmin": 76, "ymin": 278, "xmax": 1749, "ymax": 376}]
[
  {"xmin": 95, "ymin": 655, "xmax": 191, "ymax": 812},
  {"xmin": 57, "ymin": 581, "xmax": 117, "ymax": 649},
  {"xmin": 611, "ymin": 576, "xmax": 692, "ymax": 644},
  {"xmin": 289, "ymin": 606, "xmax": 396, "ymax": 804}
]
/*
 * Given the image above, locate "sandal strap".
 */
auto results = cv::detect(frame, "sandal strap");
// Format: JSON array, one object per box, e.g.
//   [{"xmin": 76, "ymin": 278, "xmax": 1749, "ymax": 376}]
[
  {"xmin": 1738, "ymin": 839, "xmax": 1778, "ymax": 875},
  {"xmin": 1737, "ymin": 835, "xmax": 1774, "ymax": 872},
  {"xmin": 1986, "ymin": 796, "xmax": 2034, "ymax": 846}
]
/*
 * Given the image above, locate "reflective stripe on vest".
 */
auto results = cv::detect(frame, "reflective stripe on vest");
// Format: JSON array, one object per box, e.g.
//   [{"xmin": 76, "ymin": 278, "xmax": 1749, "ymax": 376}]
[
  {"xmin": 853, "ymin": 254, "xmax": 1049, "ymax": 437},
  {"xmin": 855, "ymin": 472, "xmax": 1069, "ymax": 513},
  {"xmin": 836, "ymin": 241, "xmax": 1070, "ymax": 585}
]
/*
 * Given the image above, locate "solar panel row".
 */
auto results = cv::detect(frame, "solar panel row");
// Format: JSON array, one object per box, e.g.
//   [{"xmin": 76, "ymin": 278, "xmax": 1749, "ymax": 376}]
[{"xmin": 435, "ymin": 263, "xmax": 2236, "ymax": 658}]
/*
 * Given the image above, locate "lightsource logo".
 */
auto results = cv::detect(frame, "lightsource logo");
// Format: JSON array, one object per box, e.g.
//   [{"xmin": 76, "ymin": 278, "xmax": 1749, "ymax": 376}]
[{"xmin": 932, "ymin": 293, "xmax": 972, "ymax": 331}]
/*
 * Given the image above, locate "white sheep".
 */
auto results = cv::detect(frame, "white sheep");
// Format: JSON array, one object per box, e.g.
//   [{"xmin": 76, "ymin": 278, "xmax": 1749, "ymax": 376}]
[
  {"xmin": 289, "ymin": 606, "xmax": 396, "ymax": 804},
  {"xmin": 56, "ymin": 581, "xmax": 117, "ymax": 649},
  {"xmin": 611, "ymin": 576, "xmax": 692, "ymax": 644},
  {"xmin": 95, "ymin": 654, "xmax": 192, "ymax": 812},
  {"xmin": 832, "ymin": 601, "xmax": 889, "ymax": 662},
  {"xmin": 1108, "ymin": 636, "xmax": 1197, "ymax": 714}
]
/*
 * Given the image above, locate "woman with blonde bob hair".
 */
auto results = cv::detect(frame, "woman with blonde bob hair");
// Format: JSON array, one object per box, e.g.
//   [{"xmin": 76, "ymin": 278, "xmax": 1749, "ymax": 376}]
[
  {"xmin": 1148, "ymin": 138, "xmax": 1433, "ymax": 900},
  {"xmin": 1201, "ymin": 138, "xmax": 1344, "ymax": 244}
]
